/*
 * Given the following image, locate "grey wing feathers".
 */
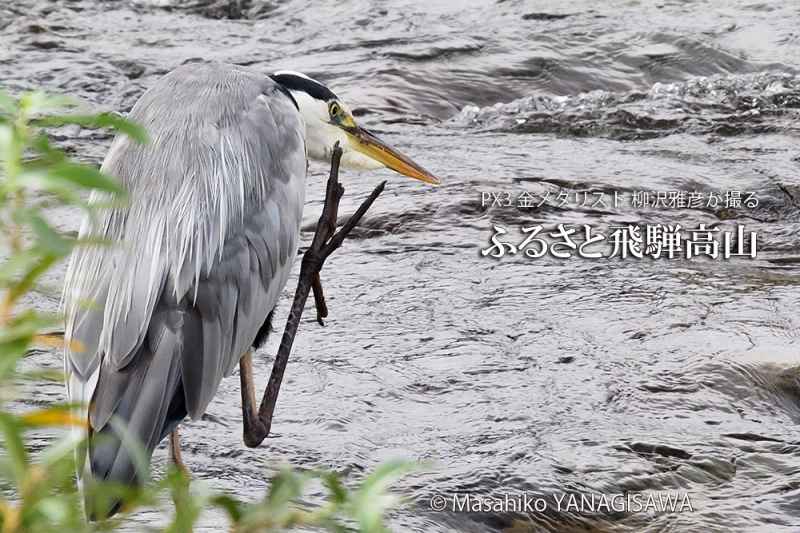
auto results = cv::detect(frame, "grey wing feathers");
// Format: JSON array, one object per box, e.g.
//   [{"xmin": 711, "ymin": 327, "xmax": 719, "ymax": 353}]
[
  {"xmin": 64, "ymin": 61, "xmax": 306, "ymax": 438},
  {"xmin": 88, "ymin": 313, "xmax": 183, "ymax": 483}
]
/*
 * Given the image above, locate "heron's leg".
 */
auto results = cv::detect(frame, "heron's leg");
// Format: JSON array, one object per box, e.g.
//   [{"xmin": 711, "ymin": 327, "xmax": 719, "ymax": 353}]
[
  {"xmin": 169, "ymin": 429, "xmax": 189, "ymax": 476},
  {"xmin": 240, "ymin": 351, "xmax": 267, "ymax": 447}
]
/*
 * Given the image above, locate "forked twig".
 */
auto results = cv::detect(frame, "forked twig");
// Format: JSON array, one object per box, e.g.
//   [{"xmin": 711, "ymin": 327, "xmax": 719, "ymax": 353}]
[{"xmin": 246, "ymin": 142, "xmax": 385, "ymax": 446}]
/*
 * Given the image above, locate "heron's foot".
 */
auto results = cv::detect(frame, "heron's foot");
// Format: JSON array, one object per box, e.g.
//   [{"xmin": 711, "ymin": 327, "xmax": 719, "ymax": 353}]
[
  {"xmin": 169, "ymin": 429, "xmax": 190, "ymax": 477},
  {"xmin": 243, "ymin": 418, "xmax": 268, "ymax": 448},
  {"xmin": 240, "ymin": 351, "xmax": 268, "ymax": 447}
]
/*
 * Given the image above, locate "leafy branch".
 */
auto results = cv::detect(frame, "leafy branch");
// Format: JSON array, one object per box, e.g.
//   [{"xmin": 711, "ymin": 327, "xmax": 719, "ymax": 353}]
[{"xmin": 0, "ymin": 90, "xmax": 413, "ymax": 532}]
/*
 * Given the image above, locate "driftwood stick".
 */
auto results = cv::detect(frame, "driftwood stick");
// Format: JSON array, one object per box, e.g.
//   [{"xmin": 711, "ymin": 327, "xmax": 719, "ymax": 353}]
[
  {"xmin": 311, "ymin": 272, "xmax": 328, "ymax": 326},
  {"xmin": 247, "ymin": 142, "xmax": 385, "ymax": 446}
]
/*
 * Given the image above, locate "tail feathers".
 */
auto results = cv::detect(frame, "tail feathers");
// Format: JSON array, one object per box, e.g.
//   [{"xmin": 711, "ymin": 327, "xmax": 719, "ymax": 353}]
[
  {"xmin": 66, "ymin": 369, "xmax": 98, "ymax": 488},
  {"xmin": 83, "ymin": 327, "xmax": 185, "ymax": 518}
]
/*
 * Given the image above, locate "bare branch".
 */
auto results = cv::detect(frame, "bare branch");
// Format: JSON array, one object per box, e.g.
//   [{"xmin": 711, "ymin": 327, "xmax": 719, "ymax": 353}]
[{"xmin": 242, "ymin": 142, "xmax": 385, "ymax": 446}]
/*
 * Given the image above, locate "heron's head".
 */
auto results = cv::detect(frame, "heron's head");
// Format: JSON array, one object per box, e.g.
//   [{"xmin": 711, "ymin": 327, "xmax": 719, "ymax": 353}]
[{"xmin": 271, "ymin": 71, "xmax": 440, "ymax": 185}]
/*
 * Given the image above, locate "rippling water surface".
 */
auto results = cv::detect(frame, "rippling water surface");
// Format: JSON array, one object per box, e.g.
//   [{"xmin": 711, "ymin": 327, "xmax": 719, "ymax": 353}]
[{"xmin": 2, "ymin": 1, "xmax": 799, "ymax": 531}]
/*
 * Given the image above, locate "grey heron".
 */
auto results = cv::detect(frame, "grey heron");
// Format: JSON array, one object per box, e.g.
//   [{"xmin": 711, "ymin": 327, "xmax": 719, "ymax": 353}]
[{"xmin": 62, "ymin": 62, "xmax": 439, "ymax": 514}]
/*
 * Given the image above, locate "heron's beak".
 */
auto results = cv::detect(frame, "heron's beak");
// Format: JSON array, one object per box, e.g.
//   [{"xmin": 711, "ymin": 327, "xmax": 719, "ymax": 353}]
[{"xmin": 344, "ymin": 127, "xmax": 441, "ymax": 186}]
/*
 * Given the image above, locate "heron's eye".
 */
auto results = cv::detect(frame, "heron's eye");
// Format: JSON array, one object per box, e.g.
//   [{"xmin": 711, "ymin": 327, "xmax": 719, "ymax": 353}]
[{"xmin": 328, "ymin": 102, "xmax": 342, "ymax": 120}]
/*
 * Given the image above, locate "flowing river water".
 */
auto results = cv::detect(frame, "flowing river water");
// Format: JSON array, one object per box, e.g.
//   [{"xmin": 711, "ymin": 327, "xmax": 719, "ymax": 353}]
[{"xmin": 1, "ymin": 1, "xmax": 799, "ymax": 531}]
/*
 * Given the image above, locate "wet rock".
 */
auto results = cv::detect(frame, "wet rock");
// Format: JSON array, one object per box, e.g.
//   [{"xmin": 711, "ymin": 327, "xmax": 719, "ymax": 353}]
[
  {"xmin": 624, "ymin": 442, "xmax": 693, "ymax": 460},
  {"xmin": 522, "ymin": 13, "xmax": 570, "ymax": 21},
  {"xmin": 722, "ymin": 433, "xmax": 784, "ymax": 443},
  {"xmin": 136, "ymin": 0, "xmax": 279, "ymax": 20},
  {"xmin": 110, "ymin": 59, "xmax": 145, "ymax": 80},
  {"xmin": 29, "ymin": 39, "xmax": 62, "ymax": 50},
  {"xmin": 24, "ymin": 23, "xmax": 47, "ymax": 34}
]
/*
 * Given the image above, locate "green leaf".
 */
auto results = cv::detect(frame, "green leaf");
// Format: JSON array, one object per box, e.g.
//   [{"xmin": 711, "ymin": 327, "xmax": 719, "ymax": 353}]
[
  {"xmin": 20, "ymin": 211, "xmax": 74, "ymax": 256},
  {"xmin": 4, "ymin": 254, "xmax": 59, "ymax": 305},
  {"xmin": 322, "ymin": 471, "xmax": 349, "ymax": 505},
  {"xmin": 91, "ymin": 112, "xmax": 149, "ymax": 145},
  {"xmin": 47, "ymin": 162, "xmax": 125, "ymax": 195},
  {"xmin": 39, "ymin": 430, "xmax": 83, "ymax": 469},
  {"xmin": 19, "ymin": 91, "xmax": 77, "ymax": 114},
  {"xmin": 19, "ymin": 167, "xmax": 105, "ymax": 212},
  {"xmin": 33, "ymin": 498, "xmax": 73, "ymax": 527},
  {"xmin": 349, "ymin": 460, "xmax": 417, "ymax": 533},
  {"xmin": 107, "ymin": 417, "xmax": 151, "ymax": 482},
  {"xmin": 0, "ymin": 310, "xmax": 58, "ymax": 345},
  {"xmin": 29, "ymin": 133, "xmax": 67, "ymax": 163},
  {"xmin": 0, "ymin": 337, "xmax": 31, "ymax": 382},
  {"xmin": 267, "ymin": 468, "xmax": 307, "ymax": 509},
  {"xmin": 165, "ymin": 469, "xmax": 204, "ymax": 533},
  {"xmin": 32, "ymin": 112, "xmax": 148, "ymax": 145},
  {"xmin": 0, "ymin": 90, "xmax": 14, "ymax": 113},
  {"xmin": 0, "ymin": 249, "xmax": 41, "ymax": 284},
  {"xmin": 0, "ymin": 123, "xmax": 14, "ymax": 163},
  {"xmin": 359, "ymin": 460, "xmax": 416, "ymax": 496},
  {"xmin": 0, "ymin": 413, "xmax": 29, "ymax": 490},
  {"xmin": 210, "ymin": 494, "xmax": 243, "ymax": 522}
]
